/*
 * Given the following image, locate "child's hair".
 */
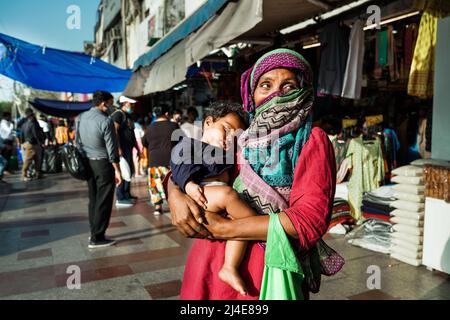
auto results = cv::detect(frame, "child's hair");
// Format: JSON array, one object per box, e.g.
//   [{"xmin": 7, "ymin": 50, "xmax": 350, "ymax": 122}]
[{"xmin": 204, "ymin": 101, "xmax": 249, "ymax": 128}]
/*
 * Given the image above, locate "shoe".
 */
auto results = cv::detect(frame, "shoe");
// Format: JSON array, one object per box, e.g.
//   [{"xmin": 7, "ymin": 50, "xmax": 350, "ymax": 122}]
[
  {"xmin": 88, "ymin": 239, "xmax": 116, "ymax": 249},
  {"xmin": 115, "ymin": 199, "xmax": 134, "ymax": 208},
  {"xmin": 153, "ymin": 210, "xmax": 162, "ymax": 216},
  {"xmin": 22, "ymin": 176, "xmax": 32, "ymax": 182},
  {"xmin": 126, "ymin": 195, "xmax": 138, "ymax": 203}
]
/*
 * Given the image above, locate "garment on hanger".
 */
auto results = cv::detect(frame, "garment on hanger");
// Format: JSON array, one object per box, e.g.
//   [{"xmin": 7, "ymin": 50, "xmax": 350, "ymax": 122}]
[
  {"xmin": 387, "ymin": 25, "xmax": 400, "ymax": 81},
  {"xmin": 317, "ymin": 21, "xmax": 350, "ymax": 97},
  {"xmin": 377, "ymin": 30, "xmax": 388, "ymax": 67},
  {"xmin": 383, "ymin": 128, "xmax": 400, "ymax": 173},
  {"xmin": 346, "ymin": 135, "xmax": 385, "ymax": 220},
  {"xmin": 404, "ymin": 24, "xmax": 419, "ymax": 78},
  {"xmin": 341, "ymin": 19, "xmax": 365, "ymax": 99},
  {"xmin": 407, "ymin": 10, "xmax": 438, "ymax": 99},
  {"xmin": 417, "ymin": 117, "xmax": 427, "ymax": 158}
]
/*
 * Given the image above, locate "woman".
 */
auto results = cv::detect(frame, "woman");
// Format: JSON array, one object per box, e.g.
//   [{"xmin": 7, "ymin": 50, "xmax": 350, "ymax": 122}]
[
  {"xmin": 143, "ymin": 105, "xmax": 179, "ymax": 215},
  {"xmin": 167, "ymin": 49, "xmax": 337, "ymax": 299}
]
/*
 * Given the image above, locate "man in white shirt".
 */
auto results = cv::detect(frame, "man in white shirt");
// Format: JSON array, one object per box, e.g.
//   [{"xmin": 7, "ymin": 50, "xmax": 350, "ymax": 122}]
[
  {"xmin": 180, "ymin": 107, "xmax": 202, "ymax": 140},
  {"xmin": 37, "ymin": 115, "xmax": 50, "ymax": 146},
  {"xmin": 0, "ymin": 112, "xmax": 14, "ymax": 141}
]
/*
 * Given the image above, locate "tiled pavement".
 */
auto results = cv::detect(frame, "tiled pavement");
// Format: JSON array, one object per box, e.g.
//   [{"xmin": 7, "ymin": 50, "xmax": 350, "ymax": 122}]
[{"xmin": 1, "ymin": 172, "xmax": 449, "ymax": 300}]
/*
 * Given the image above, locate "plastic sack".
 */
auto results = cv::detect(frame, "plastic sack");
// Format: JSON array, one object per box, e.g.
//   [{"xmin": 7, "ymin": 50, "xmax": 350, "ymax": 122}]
[
  {"xmin": 259, "ymin": 213, "xmax": 304, "ymax": 300},
  {"xmin": 42, "ymin": 146, "xmax": 62, "ymax": 174},
  {"xmin": 119, "ymin": 156, "xmax": 131, "ymax": 182},
  {"xmin": 61, "ymin": 144, "xmax": 90, "ymax": 180}
]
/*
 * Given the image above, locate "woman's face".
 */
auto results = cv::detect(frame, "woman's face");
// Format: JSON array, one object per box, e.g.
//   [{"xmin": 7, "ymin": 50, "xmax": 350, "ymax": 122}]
[{"xmin": 253, "ymin": 68, "xmax": 299, "ymax": 107}]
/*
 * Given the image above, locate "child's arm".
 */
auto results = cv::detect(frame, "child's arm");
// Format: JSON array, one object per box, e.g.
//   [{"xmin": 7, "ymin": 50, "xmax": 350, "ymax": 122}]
[{"xmin": 185, "ymin": 180, "xmax": 208, "ymax": 210}]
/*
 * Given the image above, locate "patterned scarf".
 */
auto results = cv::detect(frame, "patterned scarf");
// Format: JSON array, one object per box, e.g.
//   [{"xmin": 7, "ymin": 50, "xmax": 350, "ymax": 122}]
[{"xmin": 233, "ymin": 49, "xmax": 314, "ymax": 215}]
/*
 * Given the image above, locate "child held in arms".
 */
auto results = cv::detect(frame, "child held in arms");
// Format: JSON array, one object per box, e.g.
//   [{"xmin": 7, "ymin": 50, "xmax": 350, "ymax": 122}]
[{"xmin": 170, "ymin": 101, "xmax": 255, "ymax": 296}]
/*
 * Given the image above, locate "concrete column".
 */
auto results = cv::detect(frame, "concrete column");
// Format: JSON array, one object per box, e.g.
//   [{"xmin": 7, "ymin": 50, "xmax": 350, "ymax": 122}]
[{"xmin": 432, "ymin": 16, "xmax": 450, "ymax": 160}]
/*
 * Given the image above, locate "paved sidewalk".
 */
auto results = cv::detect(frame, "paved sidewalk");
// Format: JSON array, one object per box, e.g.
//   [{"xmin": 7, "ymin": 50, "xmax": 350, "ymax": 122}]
[{"xmin": 0, "ymin": 172, "xmax": 449, "ymax": 300}]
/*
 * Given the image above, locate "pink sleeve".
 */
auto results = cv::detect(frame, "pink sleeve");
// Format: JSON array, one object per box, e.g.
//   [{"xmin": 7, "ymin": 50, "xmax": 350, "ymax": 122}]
[{"xmin": 284, "ymin": 127, "xmax": 336, "ymax": 251}]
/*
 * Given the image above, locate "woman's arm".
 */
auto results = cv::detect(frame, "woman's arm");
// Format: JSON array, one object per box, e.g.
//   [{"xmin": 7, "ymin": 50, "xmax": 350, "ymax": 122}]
[
  {"xmin": 167, "ymin": 177, "xmax": 211, "ymax": 238},
  {"xmin": 202, "ymin": 128, "xmax": 336, "ymax": 249},
  {"xmin": 203, "ymin": 211, "xmax": 297, "ymax": 241}
]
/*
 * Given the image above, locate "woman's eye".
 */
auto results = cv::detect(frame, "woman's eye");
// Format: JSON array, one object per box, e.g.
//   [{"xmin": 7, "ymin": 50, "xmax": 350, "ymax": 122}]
[
  {"xmin": 283, "ymin": 83, "xmax": 297, "ymax": 92},
  {"xmin": 260, "ymin": 83, "xmax": 270, "ymax": 89}
]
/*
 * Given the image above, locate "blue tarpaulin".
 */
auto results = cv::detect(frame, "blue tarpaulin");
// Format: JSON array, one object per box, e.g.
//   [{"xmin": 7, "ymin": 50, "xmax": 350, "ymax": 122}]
[
  {"xmin": 0, "ymin": 33, "xmax": 132, "ymax": 93},
  {"xmin": 29, "ymin": 98, "xmax": 92, "ymax": 118},
  {"xmin": 133, "ymin": 0, "xmax": 229, "ymax": 70}
]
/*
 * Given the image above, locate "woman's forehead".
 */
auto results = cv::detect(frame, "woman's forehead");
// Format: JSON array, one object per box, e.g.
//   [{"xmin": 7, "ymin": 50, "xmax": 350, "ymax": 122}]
[{"xmin": 258, "ymin": 68, "xmax": 297, "ymax": 81}]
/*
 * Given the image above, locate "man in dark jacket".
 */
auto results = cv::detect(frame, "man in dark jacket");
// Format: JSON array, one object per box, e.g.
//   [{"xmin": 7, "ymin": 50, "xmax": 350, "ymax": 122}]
[{"xmin": 21, "ymin": 108, "xmax": 45, "ymax": 181}]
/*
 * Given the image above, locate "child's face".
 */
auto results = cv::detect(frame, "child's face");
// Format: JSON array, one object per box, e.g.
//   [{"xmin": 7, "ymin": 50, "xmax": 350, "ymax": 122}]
[{"xmin": 202, "ymin": 113, "xmax": 246, "ymax": 150}]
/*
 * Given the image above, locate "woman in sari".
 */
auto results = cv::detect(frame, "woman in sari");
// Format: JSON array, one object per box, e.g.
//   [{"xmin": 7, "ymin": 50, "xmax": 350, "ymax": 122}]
[{"xmin": 167, "ymin": 48, "xmax": 338, "ymax": 299}]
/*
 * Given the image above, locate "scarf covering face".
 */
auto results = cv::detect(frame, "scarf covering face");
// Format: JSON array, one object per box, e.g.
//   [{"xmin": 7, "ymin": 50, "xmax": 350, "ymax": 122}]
[{"xmin": 234, "ymin": 49, "xmax": 314, "ymax": 215}]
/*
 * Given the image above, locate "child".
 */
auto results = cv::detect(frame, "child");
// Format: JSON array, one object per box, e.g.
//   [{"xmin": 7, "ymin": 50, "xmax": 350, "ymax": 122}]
[{"xmin": 170, "ymin": 101, "xmax": 256, "ymax": 296}]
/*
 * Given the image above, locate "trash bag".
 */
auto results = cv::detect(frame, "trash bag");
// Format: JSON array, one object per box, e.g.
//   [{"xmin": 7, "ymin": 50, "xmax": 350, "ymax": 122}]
[
  {"xmin": 42, "ymin": 146, "xmax": 62, "ymax": 173},
  {"xmin": 61, "ymin": 144, "xmax": 91, "ymax": 180}
]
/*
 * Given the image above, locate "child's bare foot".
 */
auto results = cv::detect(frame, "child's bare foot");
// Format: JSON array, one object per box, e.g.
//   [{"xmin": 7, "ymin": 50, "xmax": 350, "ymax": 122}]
[{"xmin": 219, "ymin": 266, "xmax": 247, "ymax": 296}]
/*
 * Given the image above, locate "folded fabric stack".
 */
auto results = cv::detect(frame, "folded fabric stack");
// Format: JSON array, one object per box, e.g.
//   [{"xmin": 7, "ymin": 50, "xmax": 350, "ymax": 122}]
[
  {"xmin": 389, "ymin": 165, "xmax": 425, "ymax": 267},
  {"xmin": 345, "ymin": 218, "xmax": 393, "ymax": 254},
  {"xmin": 329, "ymin": 197, "xmax": 355, "ymax": 231},
  {"xmin": 361, "ymin": 186, "xmax": 397, "ymax": 222}
]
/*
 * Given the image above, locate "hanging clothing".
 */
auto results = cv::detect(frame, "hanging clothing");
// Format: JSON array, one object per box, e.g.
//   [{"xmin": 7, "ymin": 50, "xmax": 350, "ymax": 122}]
[
  {"xmin": 341, "ymin": 20, "xmax": 365, "ymax": 99},
  {"xmin": 387, "ymin": 25, "xmax": 400, "ymax": 81},
  {"xmin": 377, "ymin": 30, "xmax": 388, "ymax": 67},
  {"xmin": 317, "ymin": 22, "xmax": 350, "ymax": 97},
  {"xmin": 407, "ymin": 11, "xmax": 438, "ymax": 99},
  {"xmin": 417, "ymin": 118, "xmax": 427, "ymax": 158},
  {"xmin": 404, "ymin": 24, "xmax": 419, "ymax": 79},
  {"xmin": 383, "ymin": 128, "xmax": 400, "ymax": 173},
  {"xmin": 346, "ymin": 136, "xmax": 385, "ymax": 220}
]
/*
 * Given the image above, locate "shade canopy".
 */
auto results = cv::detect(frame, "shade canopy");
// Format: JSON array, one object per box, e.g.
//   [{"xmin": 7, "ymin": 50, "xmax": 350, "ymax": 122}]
[
  {"xmin": 29, "ymin": 98, "xmax": 92, "ymax": 118},
  {"xmin": 0, "ymin": 33, "xmax": 132, "ymax": 93}
]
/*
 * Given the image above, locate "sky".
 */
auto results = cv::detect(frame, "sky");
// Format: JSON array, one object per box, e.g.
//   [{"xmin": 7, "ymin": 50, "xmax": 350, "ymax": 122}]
[{"xmin": 0, "ymin": 0, "xmax": 101, "ymax": 101}]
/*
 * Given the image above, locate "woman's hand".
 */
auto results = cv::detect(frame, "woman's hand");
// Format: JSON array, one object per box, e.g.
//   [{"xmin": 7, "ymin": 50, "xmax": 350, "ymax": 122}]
[
  {"xmin": 168, "ymin": 179, "xmax": 212, "ymax": 239},
  {"xmin": 202, "ymin": 211, "xmax": 232, "ymax": 240}
]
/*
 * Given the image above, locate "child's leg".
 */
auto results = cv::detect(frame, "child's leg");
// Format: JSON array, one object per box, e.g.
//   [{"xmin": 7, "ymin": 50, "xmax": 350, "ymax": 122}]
[
  {"xmin": 201, "ymin": 185, "xmax": 256, "ymax": 219},
  {"xmin": 202, "ymin": 186, "xmax": 255, "ymax": 295},
  {"xmin": 220, "ymin": 240, "xmax": 248, "ymax": 295}
]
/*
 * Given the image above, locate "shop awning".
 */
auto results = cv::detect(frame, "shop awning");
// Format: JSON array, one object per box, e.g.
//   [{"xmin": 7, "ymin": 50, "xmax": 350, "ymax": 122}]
[
  {"xmin": 133, "ymin": 0, "xmax": 230, "ymax": 71},
  {"xmin": 29, "ymin": 98, "xmax": 92, "ymax": 118},
  {"xmin": 0, "ymin": 33, "xmax": 132, "ymax": 93},
  {"xmin": 130, "ymin": 0, "xmax": 355, "ymax": 96}
]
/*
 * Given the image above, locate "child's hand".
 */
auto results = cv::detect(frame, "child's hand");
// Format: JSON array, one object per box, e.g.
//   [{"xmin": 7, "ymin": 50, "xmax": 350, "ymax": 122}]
[{"xmin": 185, "ymin": 181, "xmax": 208, "ymax": 211}]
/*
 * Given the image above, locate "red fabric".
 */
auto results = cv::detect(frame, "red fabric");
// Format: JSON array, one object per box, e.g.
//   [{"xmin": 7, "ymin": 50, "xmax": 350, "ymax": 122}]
[
  {"xmin": 362, "ymin": 213, "xmax": 391, "ymax": 222},
  {"xmin": 180, "ymin": 127, "xmax": 336, "ymax": 300}
]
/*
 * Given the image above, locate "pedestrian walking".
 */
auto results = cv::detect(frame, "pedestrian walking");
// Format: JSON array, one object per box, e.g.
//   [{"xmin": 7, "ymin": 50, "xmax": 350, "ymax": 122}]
[
  {"xmin": 77, "ymin": 91, "xmax": 122, "ymax": 249},
  {"xmin": 111, "ymin": 95, "xmax": 139, "ymax": 208},
  {"xmin": 21, "ymin": 108, "xmax": 45, "ymax": 181},
  {"xmin": 143, "ymin": 105, "xmax": 179, "ymax": 215}
]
